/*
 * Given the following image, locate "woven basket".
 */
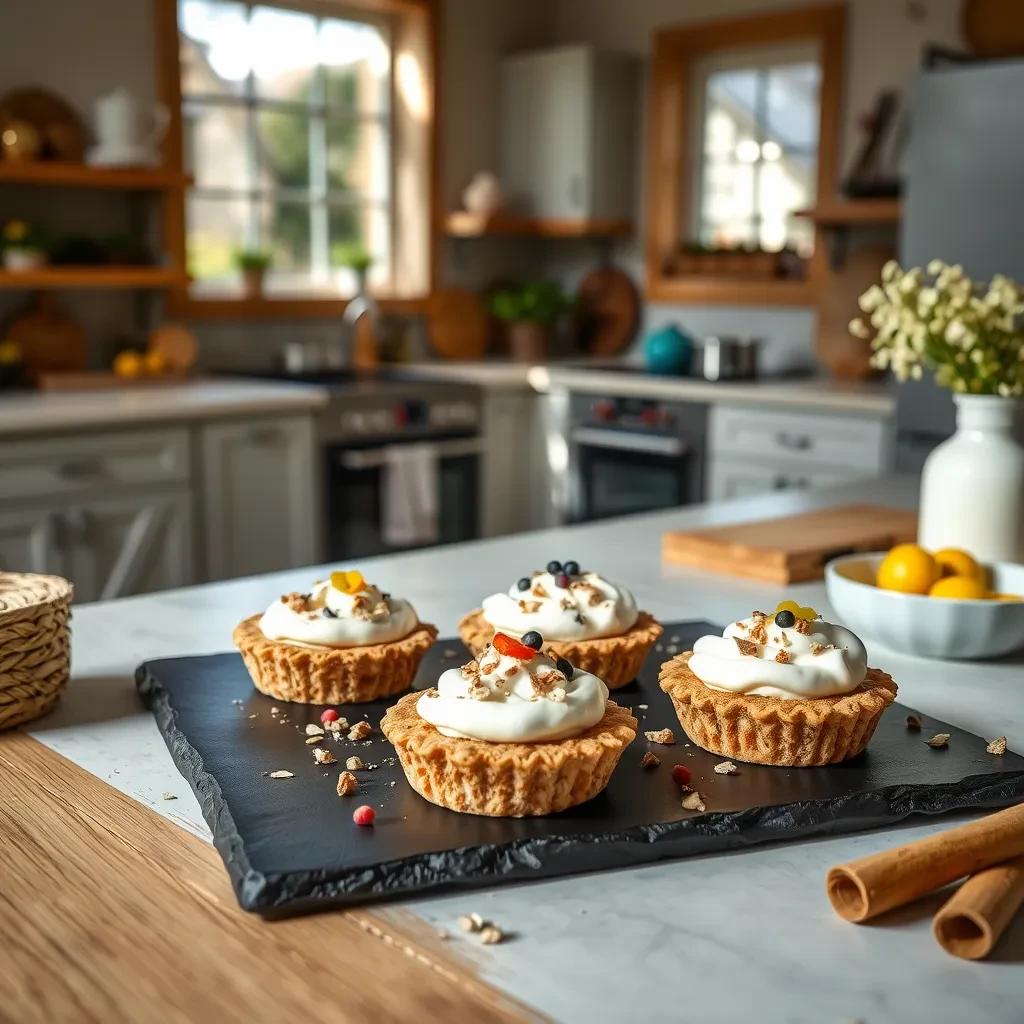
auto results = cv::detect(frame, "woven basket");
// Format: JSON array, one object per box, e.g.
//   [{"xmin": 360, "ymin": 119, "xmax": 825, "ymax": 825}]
[{"xmin": 0, "ymin": 571, "xmax": 73, "ymax": 729}]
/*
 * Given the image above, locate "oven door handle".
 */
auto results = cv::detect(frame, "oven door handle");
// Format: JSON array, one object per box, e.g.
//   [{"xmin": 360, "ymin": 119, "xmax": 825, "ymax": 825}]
[
  {"xmin": 337, "ymin": 437, "xmax": 483, "ymax": 470},
  {"xmin": 570, "ymin": 427, "xmax": 688, "ymax": 457}
]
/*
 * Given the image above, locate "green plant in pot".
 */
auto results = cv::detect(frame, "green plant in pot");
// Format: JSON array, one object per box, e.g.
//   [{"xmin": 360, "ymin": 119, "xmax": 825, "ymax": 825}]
[
  {"xmin": 234, "ymin": 247, "xmax": 272, "ymax": 299},
  {"xmin": 2, "ymin": 220, "xmax": 48, "ymax": 272},
  {"xmin": 489, "ymin": 281, "xmax": 572, "ymax": 362}
]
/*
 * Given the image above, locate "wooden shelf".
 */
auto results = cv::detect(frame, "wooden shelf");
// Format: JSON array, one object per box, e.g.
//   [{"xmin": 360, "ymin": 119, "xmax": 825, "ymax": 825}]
[
  {"xmin": 794, "ymin": 199, "xmax": 902, "ymax": 226},
  {"xmin": 0, "ymin": 266, "xmax": 187, "ymax": 290},
  {"xmin": 0, "ymin": 161, "xmax": 190, "ymax": 190},
  {"xmin": 646, "ymin": 275, "xmax": 818, "ymax": 307},
  {"xmin": 445, "ymin": 212, "xmax": 632, "ymax": 239}
]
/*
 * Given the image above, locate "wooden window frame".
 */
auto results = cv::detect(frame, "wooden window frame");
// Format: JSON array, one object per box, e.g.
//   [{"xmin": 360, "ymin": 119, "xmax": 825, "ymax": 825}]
[
  {"xmin": 644, "ymin": 2, "xmax": 845, "ymax": 307},
  {"xmin": 154, "ymin": 0, "xmax": 438, "ymax": 320}
]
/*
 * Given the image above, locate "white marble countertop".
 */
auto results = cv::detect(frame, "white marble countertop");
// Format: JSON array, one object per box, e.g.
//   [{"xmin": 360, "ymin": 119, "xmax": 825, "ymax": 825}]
[
  {"xmin": 0, "ymin": 379, "xmax": 328, "ymax": 437},
  {"xmin": 401, "ymin": 359, "xmax": 894, "ymax": 415},
  {"xmin": 29, "ymin": 477, "xmax": 1024, "ymax": 1022}
]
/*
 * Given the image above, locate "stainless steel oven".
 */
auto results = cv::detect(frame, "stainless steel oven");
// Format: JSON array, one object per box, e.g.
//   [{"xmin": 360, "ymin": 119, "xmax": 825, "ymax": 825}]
[{"xmin": 566, "ymin": 395, "xmax": 707, "ymax": 522}]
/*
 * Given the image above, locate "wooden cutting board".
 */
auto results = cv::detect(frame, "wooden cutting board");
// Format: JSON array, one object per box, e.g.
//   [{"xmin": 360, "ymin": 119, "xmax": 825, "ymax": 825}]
[{"xmin": 662, "ymin": 504, "xmax": 919, "ymax": 584}]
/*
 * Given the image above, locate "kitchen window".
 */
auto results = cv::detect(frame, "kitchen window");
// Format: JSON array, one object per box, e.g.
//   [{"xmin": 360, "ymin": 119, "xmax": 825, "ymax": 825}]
[{"xmin": 161, "ymin": 0, "xmax": 436, "ymax": 315}]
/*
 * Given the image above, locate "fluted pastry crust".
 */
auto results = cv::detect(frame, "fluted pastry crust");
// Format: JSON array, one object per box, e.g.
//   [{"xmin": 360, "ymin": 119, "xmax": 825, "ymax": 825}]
[
  {"xmin": 233, "ymin": 615, "xmax": 437, "ymax": 704},
  {"xmin": 381, "ymin": 691, "xmax": 637, "ymax": 817},
  {"xmin": 457, "ymin": 609, "xmax": 662, "ymax": 689},
  {"xmin": 659, "ymin": 651, "xmax": 897, "ymax": 767}
]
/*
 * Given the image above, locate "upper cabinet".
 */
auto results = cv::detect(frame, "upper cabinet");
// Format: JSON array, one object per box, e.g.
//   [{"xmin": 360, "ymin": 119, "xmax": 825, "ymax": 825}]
[{"xmin": 498, "ymin": 46, "xmax": 637, "ymax": 227}]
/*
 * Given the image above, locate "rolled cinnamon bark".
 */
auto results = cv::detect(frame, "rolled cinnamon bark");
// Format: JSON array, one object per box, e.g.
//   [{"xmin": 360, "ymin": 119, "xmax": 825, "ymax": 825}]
[
  {"xmin": 932, "ymin": 856, "xmax": 1024, "ymax": 960},
  {"xmin": 826, "ymin": 803, "xmax": 1024, "ymax": 922}
]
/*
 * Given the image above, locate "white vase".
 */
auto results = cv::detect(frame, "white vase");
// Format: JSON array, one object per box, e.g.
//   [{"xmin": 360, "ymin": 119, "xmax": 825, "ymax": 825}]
[{"xmin": 918, "ymin": 394, "xmax": 1024, "ymax": 563}]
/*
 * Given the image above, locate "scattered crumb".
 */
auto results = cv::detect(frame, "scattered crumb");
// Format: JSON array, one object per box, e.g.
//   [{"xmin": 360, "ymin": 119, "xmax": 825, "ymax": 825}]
[
  {"xmin": 346, "ymin": 755, "xmax": 365, "ymax": 771},
  {"xmin": 231, "ymin": 699, "xmax": 243, "ymax": 706},
  {"xmin": 480, "ymin": 925, "xmax": 503, "ymax": 945},
  {"xmin": 348, "ymin": 721, "xmax": 373, "ymax": 741},
  {"xmin": 336, "ymin": 771, "xmax": 359, "ymax": 796},
  {"xmin": 639, "ymin": 751, "xmax": 660, "ymax": 769},
  {"xmin": 987, "ymin": 736, "xmax": 1007, "ymax": 755},
  {"xmin": 681, "ymin": 790, "xmax": 706, "ymax": 812},
  {"xmin": 645, "ymin": 728, "xmax": 676, "ymax": 745},
  {"xmin": 268, "ymin": 770, "xmax": 294, "ymax": 779},
  {"xmin": 248, "ymin": 713, "xmax": 258, "ymax": 719},
  {"xmin": 906, "ymin": 714, "xmax": 922, "ymax": 731},
  {"xmin": 734, "ymin": 637, "xmax": 759, "ymax": 657},
  {"xmin": 270, "ymin": 707, "xmax": 280, "ymax": 715},
  {"xmin": 305, "ymin": 723, "xmax": 325, "ymax": 736},
  {"xmin": 305, "ymin": 736, "xmax": 323, "ymax": 745},
  {"xmin": 926, "ymin": 733, "xmax": 950, "ymax": 749},
  {"xmin": 458, "ymin": 913, "xmax": 484, "ymax": 933},
  {"xmin": 638, "ymin": 703, "xmax": 648, "ymax": 710},
  {"xmin": 161, "ymin": 792, "xmax": 177, "ymax": 800},
  {"xmin": 324, "ymin": 717, "xmax": 349, "ymax": 734},
  {"xmin": 313, "ymin": 747, "xmax": 337, "ymax": 765},
  {"xmin": 713, "ymin": 761, "xmax": 739, "ymax": 775}
]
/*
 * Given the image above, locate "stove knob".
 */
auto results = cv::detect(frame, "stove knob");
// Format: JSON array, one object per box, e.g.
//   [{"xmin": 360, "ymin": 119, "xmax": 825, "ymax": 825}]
[
  {"xmin": 639, "ymin": 407, "xmax": 658, "ymax": 426},
  {"xmin": 593, "ymin": 400, "xmax": 616, "ymax": 422}
]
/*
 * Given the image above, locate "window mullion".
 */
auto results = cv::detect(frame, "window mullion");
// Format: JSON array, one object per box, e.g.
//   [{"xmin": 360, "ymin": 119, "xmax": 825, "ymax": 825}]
[{"xmin": 310, "ymin": 31, "xmax": 329, "ymax": 286}]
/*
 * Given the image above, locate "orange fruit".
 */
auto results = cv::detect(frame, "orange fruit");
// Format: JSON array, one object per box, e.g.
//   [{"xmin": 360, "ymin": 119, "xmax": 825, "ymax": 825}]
[
  {"xmin": 928, "ymin": 575, "xmax": 989, "ymax": 600},
  {"xmin": 876, "ymin": 544, "xmax": 938, "ymax": 595},
  {"xmin": 993, "ymin": 593, "xmax": 1024, "ymax": 602},
  {"xmin": 934, "ymin": 547, "xmax": 986, "ymax": 584},
  {"xmin": 113, "ymin": 350, "xmax": 143, "ymax": 379},
  {"xmin": 143, "ymin": 348, "xmax": 169, "ymax": 376}
]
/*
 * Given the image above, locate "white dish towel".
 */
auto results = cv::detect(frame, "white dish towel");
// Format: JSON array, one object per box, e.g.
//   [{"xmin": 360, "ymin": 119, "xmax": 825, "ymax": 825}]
[{"xmin": 381, "ymin": 443, "xmax": 440, "ymax": 548}]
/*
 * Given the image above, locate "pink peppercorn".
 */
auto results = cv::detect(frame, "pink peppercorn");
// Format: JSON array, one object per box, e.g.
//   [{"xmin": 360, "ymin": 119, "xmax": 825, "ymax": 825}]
[
  {"xmin": 320, "ymin": 709, "xmax": 339, "ymax": 724},
  {"xmin": 671, "ymin": 764, "xmax": 692, "ymax": 787},
  {"xmin": 353, "ymin": 805, "xmax": 375, "ymax": 826}
]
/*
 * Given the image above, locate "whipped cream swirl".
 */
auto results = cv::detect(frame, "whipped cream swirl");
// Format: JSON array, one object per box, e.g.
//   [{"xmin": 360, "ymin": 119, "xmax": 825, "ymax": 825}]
[
  {"xmin": 417, "ymin": 644, "xmax": 609, "ymax": 742},
  {"xmin": 481, "ymin": 570, "xmax": 638, "ymax": 641},
  {"xmin": 259, "ymin": 577, "xmax": 418, "ymax": 648},
  {"xmin": 688, "ymin": 611, "xmax": 868, "ymax": 700}
]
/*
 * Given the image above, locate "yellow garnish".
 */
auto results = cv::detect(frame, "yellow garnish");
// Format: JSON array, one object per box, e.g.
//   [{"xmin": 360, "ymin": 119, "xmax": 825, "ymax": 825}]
[
  {"xmin": 774, "ymin": 599, "xmax": 818, "ymax": 621},
  {"xmin": 330, "ymin": 569, "xmax": 365, "ymax": 594},
  {"xmin": 3, "ymin": 220, "xmax": 28, "ymax": 243}
]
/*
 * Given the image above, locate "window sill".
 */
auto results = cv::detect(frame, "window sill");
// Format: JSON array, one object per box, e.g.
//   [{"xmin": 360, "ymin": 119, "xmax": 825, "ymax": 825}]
[{"xmin": 166, "ymin": 292, "xmax": 429, "ymax": 320}]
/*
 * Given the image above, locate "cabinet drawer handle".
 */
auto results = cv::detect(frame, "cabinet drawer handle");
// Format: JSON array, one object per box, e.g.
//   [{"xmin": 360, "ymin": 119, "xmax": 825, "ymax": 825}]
[
  {"xmin": 774, "ymin": 432, "xmax": 813, "ymax": 451},
  {"xmin": 56, "ymin": 458, "xmax": 104, "ymax": 479}
]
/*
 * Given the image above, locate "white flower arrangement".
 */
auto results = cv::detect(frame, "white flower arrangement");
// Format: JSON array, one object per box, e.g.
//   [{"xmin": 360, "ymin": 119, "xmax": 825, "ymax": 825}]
[{"xmin": 848, "ymin": 259, "xmax": 1024, "ymax": 396}]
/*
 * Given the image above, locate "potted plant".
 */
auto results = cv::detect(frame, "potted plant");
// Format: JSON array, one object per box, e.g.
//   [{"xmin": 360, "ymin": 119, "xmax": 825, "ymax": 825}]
[
  {"xmin": 2, "ymin": 220, "xmax": 47, "ymax": 271},
  {"xmin": 331, "ymin": 241, "xmax": 373, "ymax": 294},
  {"xmin": 234, "ymin": 248, "xmax": 272, "ymax": 298},
  {"xmin": 849, "ymin": 259, "xmax": 1024, "ymax": 561},
  {"xmin": 489, "ymin": 281, "xmax": 572, "ymax": 362}
]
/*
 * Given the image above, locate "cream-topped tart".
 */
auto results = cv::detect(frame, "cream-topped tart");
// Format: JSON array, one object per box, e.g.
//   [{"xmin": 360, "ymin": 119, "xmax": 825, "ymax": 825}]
[
  {"xmin": 458, "ymin": 559, "xmax": 662, "ymax": 688},
  {"xmin": 659, "ymin": 602, "xmax": 897, "ymax": 767},
  {"xmin": 234, "ymin": 570, "xmax": 437, "ymax": 704},
  {"xmin": 382, "ymin": 631, "xmax": 636, "ymax": 817}
]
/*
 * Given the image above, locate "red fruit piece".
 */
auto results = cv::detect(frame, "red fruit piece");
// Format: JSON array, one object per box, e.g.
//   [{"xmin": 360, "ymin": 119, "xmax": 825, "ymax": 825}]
[
  {"xmin": 671, "ymin": 764, "xmax": 692, "ymax": 787},
  {"xmin": 353, "ymin": 805, "xmax": 375, "ymax": 826},
  {"xmin": 321, "ymin": 709, "xmax": 339, "ymax": 724},
  {"xmin": 491, "ymin": 632, "xmax": 538, "ymax": 661}
]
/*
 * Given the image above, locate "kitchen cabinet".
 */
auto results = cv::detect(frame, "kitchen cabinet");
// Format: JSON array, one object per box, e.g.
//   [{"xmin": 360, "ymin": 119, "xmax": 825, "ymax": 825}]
[
  {"xmin": 499, "ymin": 46, "xmax": 636, "ymax": 220},
  {"xmin": 707, "ymin": 405, "xmax": 892, "ymax": 502},
  {"xmin": 0, "ymin": 506, "xmax": 60, "ymax": 576},
  {"xmin": 199, "ymin": 415, "xmax": 318, "ymax": 580}
]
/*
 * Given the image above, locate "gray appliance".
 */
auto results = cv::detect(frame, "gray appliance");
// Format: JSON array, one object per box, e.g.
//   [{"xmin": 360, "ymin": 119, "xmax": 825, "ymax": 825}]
[{"xmin": 898, "ymin": 59, "xmax": 1024, "ymax": 470}]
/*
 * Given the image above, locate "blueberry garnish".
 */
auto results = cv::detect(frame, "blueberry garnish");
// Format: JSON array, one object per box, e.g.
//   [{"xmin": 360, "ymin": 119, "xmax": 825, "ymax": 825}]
[
  {"xmin": 546, "ymin": 560, "xmax": 563, "ymax": 574},
  {"xmin": 555, "ymin": 656, "xmax": 574, "ymax": 678},
  {"xmin": 323, "ymin": 607, "xmax": 338, "ymax": 618},
  {"xmin": 517, "ymin": 577, "xmax": 532, "ymax": 592},
  {"xmin": 521, "ymin": 630, "xmax": 543, "ymax": 650},
  {"xmin": 554, "ymin": 572, "xmax": 570, "ymax": 589},
  {"xmin": 774, "ymin": 609, "xmax": 796, "ymax": 629},
  {"xmin": 563, "ymin": 560, "xmax": 580, "ymax": 577}
]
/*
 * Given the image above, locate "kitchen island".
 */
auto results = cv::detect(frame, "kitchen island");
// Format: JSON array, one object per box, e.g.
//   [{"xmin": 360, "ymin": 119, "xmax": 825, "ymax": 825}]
[{"xmin": 7, "ymin": 476, "xmax": 1024, "ymax": 1023}]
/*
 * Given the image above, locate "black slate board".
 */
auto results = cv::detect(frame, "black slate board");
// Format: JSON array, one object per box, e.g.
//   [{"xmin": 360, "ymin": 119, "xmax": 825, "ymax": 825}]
[{"xmin": 137, "ymin": 621, "xmax": 1024, "ymax": 916}]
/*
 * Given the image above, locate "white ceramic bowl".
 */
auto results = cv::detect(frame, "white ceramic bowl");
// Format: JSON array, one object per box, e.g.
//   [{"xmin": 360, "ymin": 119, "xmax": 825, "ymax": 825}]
[{"xmin": 825, "ymin": 553, "xmax": 1024, "ymax": 660}]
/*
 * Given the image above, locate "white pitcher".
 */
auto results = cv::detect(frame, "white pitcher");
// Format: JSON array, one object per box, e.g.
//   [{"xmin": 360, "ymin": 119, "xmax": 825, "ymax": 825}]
[
  {"xmin": 918, "ymin": 394, "xmax": 1024, "ymax": 563},
  {"xmin": 87, "ymin": 88, "xmax": 169, "ymax": 167}
]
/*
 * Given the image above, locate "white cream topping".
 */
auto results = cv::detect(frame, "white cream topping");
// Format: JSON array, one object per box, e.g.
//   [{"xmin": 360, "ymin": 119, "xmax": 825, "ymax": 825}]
[
  {"xmin": 258, "ymin": 578, "xmax": 418, "ymax": 648},
  {"xmin": 688, "ymin": 612, "xmax": 868, "ymax": 700},
  {"xmin": 481, "ymin": 570, "xmax": 638, "ymax": 641},
  {"xmin": 417, "ymin": 644, "xmax": 609, "ymax": 742}
]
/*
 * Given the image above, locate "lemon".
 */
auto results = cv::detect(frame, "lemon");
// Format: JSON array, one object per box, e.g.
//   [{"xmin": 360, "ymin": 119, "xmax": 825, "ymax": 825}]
[
  {"xmin": 934, "ymin": 547, "xmax": 986, "ymax": 584},
  {"xmin": 928, "ymin": 575, "xmax": 989, "ymax": 600},
  {"xmin": 113, "ymin": 350, "xmax": 144, "ymax": 379},
  {"xmin": 877, "ymin": 543, "xmax": 938, "ymax": 595}
]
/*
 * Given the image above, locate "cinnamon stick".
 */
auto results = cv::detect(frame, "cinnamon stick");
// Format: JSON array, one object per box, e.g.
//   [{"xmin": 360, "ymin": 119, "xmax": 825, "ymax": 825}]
[
  {"xmin": 826, "ymin": 803, "xmax": 1024, "ymax": 922},
  {"xmin": 933, "ymin": 856, "xmax": 1024, "ymax": 960}
]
